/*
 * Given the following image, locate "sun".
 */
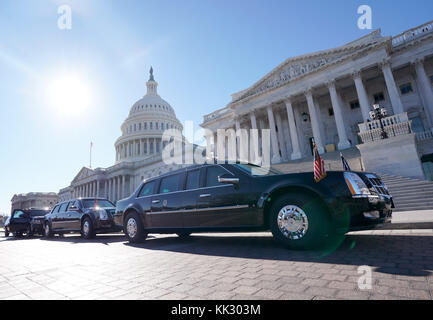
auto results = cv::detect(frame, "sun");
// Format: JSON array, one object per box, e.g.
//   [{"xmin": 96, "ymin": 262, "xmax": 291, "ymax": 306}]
[{"xmin": 46, "ymin": 74, "xmax": 92, "ymax": 117}]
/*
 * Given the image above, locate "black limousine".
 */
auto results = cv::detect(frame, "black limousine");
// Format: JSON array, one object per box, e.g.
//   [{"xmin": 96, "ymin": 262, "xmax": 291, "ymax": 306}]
[
  {"xmin": 114, "ymin": 163, "xmax": 393, "ymax": 249},
  {"xmin": 44, "ymin": 198, "xmax": 121, "ymax": 239}
]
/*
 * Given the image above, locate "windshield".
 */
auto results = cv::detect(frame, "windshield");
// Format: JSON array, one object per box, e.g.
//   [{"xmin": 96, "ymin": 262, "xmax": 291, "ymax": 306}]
[
  {"xmin": 82, "ymin": 199, "xmax": 115, "ymax": 209},
  {"xmin": 234, "ymin": 164, "xmax": 282, "ymax": 176},
  {"xmin": 29, "ymin": 210, "xmax": 49, "ymax": 217}
]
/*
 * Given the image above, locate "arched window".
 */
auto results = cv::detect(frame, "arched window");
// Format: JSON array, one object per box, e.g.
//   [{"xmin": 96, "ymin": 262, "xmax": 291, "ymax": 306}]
[{"xmin": 150, "ymin": 122, "xmax": 153, "ymax": 130}]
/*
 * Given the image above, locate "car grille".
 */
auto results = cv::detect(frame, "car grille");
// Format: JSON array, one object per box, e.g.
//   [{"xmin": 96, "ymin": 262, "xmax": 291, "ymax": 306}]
[{"xmin": 365, "ymin": 174, "xmax": 391, "ymax": 197}]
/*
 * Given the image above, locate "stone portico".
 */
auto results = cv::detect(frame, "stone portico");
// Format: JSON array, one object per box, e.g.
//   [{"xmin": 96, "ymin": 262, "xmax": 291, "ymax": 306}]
[{"xmin": 201, "ymin": 21, "xmax": 433, "ymax": 180}]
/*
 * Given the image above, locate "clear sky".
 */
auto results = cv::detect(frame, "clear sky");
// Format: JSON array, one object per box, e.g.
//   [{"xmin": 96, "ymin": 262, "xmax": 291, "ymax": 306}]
[{"xmin": 0, "ymin": 0, "xmax": 432, "ymax": 214}]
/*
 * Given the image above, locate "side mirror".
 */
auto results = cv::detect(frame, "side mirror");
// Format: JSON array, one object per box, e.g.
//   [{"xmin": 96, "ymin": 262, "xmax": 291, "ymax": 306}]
[{"xmin": 218, "ymin": 174, "xmax": 239, "ymax": 184}]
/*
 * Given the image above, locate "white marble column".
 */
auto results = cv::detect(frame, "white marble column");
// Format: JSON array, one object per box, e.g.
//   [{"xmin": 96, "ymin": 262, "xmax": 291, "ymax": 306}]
[
  {"xmin": 205, "ymin": 132, "xmax": 212, "ymax": 159},
  {"xmin": 284, "ymin": 98, "xmax": 302, "ymax": 160},
  {"xmin": 304, "ymin": 89, "xmax": 325, "ymax": 154},
  {"xmin": 96, "ymin": 181, "xmax": 100, "ymax": 197},
  {"xmin": 112, "ymin": 178, "xmax": 116, "ymax": 201},
  {"xmin": 235, "ymin": 117, "xmax": 241, "ymax": 161},
  {"xmin": 266, "ymin": 106, "xmax": 282, "ymax": 164},
  {"xmin": 352, "ymin": 70, "xmax": 371, "ymax": 121},
  {"xmin": 249, "ymin": 112, "xmax": 259, "ymax": 164},
  {"xmin": 275, "ymin": 111, "xmax": 289, "ymax": 161},
  {"xmin": 122, "ymin": 175, "xmax": 126, "ymax": 198},
  {"xmin": 327, "ymin": 80, "xmax": 351, "ymax": 150},
  {"xmin": 413, "ymin": 58, "xmax": 433, "ymax": 126},
  {"xmin": 153, "ymin": 138, "xmax": 157, "ymax": 154},
  {"xmin": 115, "ymin": 177, "xmax": 119, "ymax": 200},
  {"xmin": 109, "ymin": 179, "xmax": 112, "ymax": 201},
  {"xmin": 381, "ymin": 59, "xmax": 404, "ymax": 115}
]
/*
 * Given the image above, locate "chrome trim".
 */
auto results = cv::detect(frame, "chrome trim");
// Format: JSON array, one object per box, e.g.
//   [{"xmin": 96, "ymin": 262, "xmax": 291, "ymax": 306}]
[
  {"xmin": 199, "ymin": 194, "xmax": 211, "ymax": 198},
  {"xmin": 218, "ymin": 177, "xmax": 239, "ymax": 184},
  {"xmin": 147, "ymin": 204, "xmax": 250, "ymax": 215}
]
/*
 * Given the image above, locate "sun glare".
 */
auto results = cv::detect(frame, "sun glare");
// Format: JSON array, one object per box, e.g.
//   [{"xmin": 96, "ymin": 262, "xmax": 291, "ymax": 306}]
[{"xmin": 46, "ymin": 74, "xmax": 92, "ymax": 117}]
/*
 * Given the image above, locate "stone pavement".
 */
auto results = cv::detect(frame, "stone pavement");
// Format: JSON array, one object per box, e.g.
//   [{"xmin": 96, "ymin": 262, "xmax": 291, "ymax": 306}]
[{"xmin": 0, "ymin": 223, "xmax": 432, "ymax": 300}]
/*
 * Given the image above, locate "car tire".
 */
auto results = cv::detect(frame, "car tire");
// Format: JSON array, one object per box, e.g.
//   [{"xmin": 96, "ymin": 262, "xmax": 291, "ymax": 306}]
[
  {"xmin": 81, "ymin": 217, "xmax": 96, "ymax": 239},
  {"xmin": 4, "ymin": 228, "xmax": 9, "ymax": 237},
  {"xmin": 269, "ymin": 193, "xmax": 331, "ymax": 250},
  {"xmin": 177, "ymin": 232, "xmax": 191, "ymax": 239},
  {"xmin": 23, "ymin": 226, "xmax": 33, "ymax": 238},
  {"xmin": 124, "ymin": 211, "xmax": 147, "ymax": 243},
  {"xmin": 44, "ymin": 222, "xmax": 53, "ymax": 238}
]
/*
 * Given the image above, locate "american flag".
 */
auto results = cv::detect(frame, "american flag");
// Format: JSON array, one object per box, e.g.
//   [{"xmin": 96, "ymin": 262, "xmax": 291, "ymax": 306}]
[
  {"xmin": 313, "ymin": 140, "xmax": 326, "ymax": 183},
  {"xmin": 340, "ymin": 152, "xmax": 351, "ymax": 171}
]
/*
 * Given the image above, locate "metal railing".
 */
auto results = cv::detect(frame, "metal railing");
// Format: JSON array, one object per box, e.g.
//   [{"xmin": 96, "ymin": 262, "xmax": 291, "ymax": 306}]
[{"xmin": 358, "ymin": 112, "xmax": 412, "ymax": 143}]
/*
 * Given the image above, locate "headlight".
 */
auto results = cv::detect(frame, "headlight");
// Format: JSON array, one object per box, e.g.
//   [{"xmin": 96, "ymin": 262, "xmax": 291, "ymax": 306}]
[
  {"xmin": 97, "ymin": 209, "xmax": 108, "ymax": 220},
  {"xmin": 344, "ymin": 172, "xmax": 371, "ymax": 198}
]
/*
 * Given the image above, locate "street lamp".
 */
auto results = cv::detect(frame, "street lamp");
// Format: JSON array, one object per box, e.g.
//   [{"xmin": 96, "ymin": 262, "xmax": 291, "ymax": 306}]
[{"xmin": 369, "ymin": 104, "xmax": 388, "ymax": 139}]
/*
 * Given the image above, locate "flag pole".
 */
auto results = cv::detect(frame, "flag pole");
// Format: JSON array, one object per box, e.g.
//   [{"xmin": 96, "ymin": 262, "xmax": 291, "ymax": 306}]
[{"xmin": 90, "ymin": 142, "xmax": 92, "ymax": 168}]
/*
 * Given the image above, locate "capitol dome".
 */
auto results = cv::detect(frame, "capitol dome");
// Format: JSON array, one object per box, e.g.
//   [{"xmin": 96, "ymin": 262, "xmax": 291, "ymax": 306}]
[{"xmin": 115, "ymin": 68, "xmax": 183, "ymax": 163}]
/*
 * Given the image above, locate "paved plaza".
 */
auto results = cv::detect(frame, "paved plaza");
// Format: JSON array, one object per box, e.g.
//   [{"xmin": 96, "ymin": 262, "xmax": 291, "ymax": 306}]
[{"xmin": 1, "ymin": 211, "xmax": 433, "ymax": 300}]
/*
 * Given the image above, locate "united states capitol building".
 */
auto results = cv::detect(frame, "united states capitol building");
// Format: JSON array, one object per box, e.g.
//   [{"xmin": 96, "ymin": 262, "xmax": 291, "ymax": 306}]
[
  {"xmin": 58, "ymin": 69, "xmax": 188, "ymax": 202},
  {"xmin": 201, "ymin": 20, "xmax": 433, "ymax": 181}
]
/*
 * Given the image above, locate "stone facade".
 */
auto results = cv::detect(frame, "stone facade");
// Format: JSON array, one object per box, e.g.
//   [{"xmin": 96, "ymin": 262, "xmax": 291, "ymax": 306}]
[
  {"xmin": 58, "ymin": 69, "xmax": 188, "ymax": 203},
  {"xmin": 200, "ymin": 20, "xmax": 433, "ymax": 180},
  {"xmin": 11, "ymin": 192, "xmax": 58, "ymax": 212}
]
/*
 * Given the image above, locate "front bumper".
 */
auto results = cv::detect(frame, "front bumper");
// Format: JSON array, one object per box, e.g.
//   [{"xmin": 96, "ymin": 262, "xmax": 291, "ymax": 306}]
[
  {"xmin": 333, "ymin": 195, "xmax": 393, "ymax": 232},
  {"xmin": 94, "ymin": 219, "xmax": 123, "ymax": 233}
]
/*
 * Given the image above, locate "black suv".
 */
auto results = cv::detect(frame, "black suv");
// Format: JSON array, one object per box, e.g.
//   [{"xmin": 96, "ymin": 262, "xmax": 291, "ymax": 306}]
[
  {"xmin": 115, "ymin": 163, "xmax": 393, "ymax": 249},
  {"xmin": 44, "ymin": 198, "xmax": 120, "ymax": 239},
  {"xmin": 4, "ymin": 208, "xmax": 50, "ymax": 238}
]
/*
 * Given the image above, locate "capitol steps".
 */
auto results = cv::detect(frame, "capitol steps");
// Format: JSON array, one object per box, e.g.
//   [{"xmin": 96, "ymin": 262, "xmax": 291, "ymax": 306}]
[{"xmin": 379, "ymin": 174, "xmax": 433, "ymax": 212}]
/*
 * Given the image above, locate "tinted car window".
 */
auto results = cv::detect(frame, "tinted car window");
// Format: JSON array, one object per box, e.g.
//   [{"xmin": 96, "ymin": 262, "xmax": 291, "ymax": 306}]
[
  {"xmin": 186, "ymin": 170, "xmax": 200, "ymax": 190},
  {"xmin": 28, "ymin": 210, "xmax": 49, "ymax": 217},
  {"xmin": 82, "ymin": 200, "xmax": 114, "ymax": 209},
  {"xmin": 159, "ymin": 174, "xmax": 182, "ymax": 193},
  {"xmin": 67, "ymin": 201, "xmax": 79, "ymax": 210},
  {"xmin": 138, "ymin": 181, "xmax": 156, "ymax": 197},
  {"xmin": 58, "ymin": 203, "xmax": 68, "ymax": 213},
  {"xmin": 206, "ymin": 166, "xmax": 230, "ymax": 187},
  {"xmin": 51, "ymin": 205, "xmax": 59, "ymax": 213},
  {"xmin": 13, "ymin": 210, "xmax": 27, "ymax": 219}
]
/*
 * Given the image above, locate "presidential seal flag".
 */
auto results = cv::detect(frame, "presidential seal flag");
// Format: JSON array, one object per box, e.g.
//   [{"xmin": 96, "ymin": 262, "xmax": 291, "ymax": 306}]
[
  {"xmin": 340, "ymin": 152, "xmax": 351, "ymax": 171},
  {"xmin": 313, "ymin": 140, "xmax": 326, "ymax": 183}
]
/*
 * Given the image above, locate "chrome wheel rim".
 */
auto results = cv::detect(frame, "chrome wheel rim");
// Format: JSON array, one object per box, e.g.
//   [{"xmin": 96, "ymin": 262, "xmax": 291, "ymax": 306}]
[
  {"xmin": 126, "ymin": 218, "xmax": 137, "ymax": 239},
  {"xmin": 83, "ymin": 221, "xmax": 90, "ymax": 236},
  {"xmin": 277, "ymin": 205, "xmax": 309, "ymax": 240}
]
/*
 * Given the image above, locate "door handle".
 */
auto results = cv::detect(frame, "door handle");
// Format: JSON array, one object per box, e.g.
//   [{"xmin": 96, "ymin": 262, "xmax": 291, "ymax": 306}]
[
  {"xmin": 199, "ymin": 194, "xmax": 211, "ymax": 198},
  {"xmin": 152, "ymin": 199, "xmax": 160, "ymax": 204},
  {"xmin": 68, "ymin": 214, "xmax": 71, "ymax": 217}
]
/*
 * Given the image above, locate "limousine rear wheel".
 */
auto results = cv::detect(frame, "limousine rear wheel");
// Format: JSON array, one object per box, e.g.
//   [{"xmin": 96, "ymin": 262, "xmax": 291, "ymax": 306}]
[
  {"xmin": 269, "ymin": 193, "xmax": 330, "ymax": 250},
  {"xmin": 124, "ymin": 211, "xmax": 147, "ymax": 243}
]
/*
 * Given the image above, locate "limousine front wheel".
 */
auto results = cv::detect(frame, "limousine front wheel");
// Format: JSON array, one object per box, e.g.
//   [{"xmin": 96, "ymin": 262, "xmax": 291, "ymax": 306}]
[
  {"xmin": 124, "ymin": 212, "xmax": 147, "ymax": 243},
  {"xmin": 44, "ymin": 222, "xmax": 53, "ymax": 238},
  {"xmin": 269, "ymin": 193, "xmax": 330, "ymax": 250}
]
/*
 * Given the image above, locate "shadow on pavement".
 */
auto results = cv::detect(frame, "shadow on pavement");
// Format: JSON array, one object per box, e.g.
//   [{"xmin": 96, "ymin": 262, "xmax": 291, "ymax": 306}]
[{"xmin": 124, "ymin": 233, "xmax": 433, "ymax": 277}]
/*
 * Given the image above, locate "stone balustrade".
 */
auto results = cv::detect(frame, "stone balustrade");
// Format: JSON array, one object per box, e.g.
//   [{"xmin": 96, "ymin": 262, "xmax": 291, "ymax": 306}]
[
  {"xmin": 358, "ymin": 112, "xmax": 412, "ymax": 143},
  {"xmin": 416, "ymin": 128, "xmax": 433, "ymax": 141},
  {"xmin": 392, "ymin": 20, "xmax": 433, "ymax": 47}
]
